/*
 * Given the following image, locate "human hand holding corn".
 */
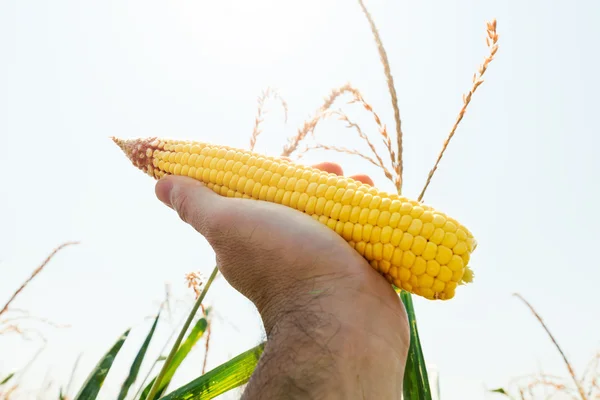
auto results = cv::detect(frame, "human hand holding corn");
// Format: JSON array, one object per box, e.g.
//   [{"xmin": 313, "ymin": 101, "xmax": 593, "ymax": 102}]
[{"xmin": 155, "ymin": 161, "xmax": 410, "ymax": 399}]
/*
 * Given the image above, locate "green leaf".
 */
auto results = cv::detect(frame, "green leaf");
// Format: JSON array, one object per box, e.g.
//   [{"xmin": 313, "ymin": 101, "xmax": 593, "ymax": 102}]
[
  {"xmin": 117, "ymin": 312, "xmax": 161, "ymax": 400},
  {"xmin": 74, "ymin": 329, "xmax": 130, "ymax": 400},
  {"xmin": 141, "ymin": 317, "xmax": 208, "ymax": 400},
  {"xmin": 160, "ymin": 342, "xmax": 265, "ymax": 400},
  {"xmin": 400, "ymin": 291, "xmax": 432, "ymax": 400},
  {"xmin": 0, "ymin": 372, "xmax": 15, "ymax": 386},
  {"xmin": 490, "ymin": 388, "xmax": 513, "ymax": 397}
]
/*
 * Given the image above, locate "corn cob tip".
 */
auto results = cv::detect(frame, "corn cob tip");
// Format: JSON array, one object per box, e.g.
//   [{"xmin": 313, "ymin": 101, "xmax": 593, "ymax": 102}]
[{"xmin": 112, "ymin": 136, "xmax": 158, "ymax": 174}]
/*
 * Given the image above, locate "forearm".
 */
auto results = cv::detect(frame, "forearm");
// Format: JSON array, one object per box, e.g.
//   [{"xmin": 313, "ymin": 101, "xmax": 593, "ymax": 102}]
[{"xmin": 241, "ymin": 308, "xmax": 405, "ymax": 400}]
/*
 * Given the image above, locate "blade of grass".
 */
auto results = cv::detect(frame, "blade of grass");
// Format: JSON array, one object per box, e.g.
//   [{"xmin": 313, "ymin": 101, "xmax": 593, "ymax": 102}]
[
  {"xmin": 160, "ymin": 342, "xmax": 266, "ymax": 400},
  {"xmin": 117, "ymin": 312, "xmax": 162, "ymax": 400},
  {"xmin": 141, "ymin": 316, "xmax": 209, "ymax": 400},
  {"xmin": 0, "ymin": 373, "xmax": 15, "ymax": 386},
  {"xmin": 145, "ymin": 266, "xmax": 218, "ymax": 400},
  {"xmin": 73, "ymin": 329, "xmax": 130, "ymax": 400},
  {"xmin": 400, "ymin": 291, "xmax": 432, "ymax": 400}
]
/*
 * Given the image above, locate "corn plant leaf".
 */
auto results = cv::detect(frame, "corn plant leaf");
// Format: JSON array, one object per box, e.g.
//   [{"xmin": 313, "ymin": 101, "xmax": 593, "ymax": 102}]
[
  {"xmin": 73, "ymin": 329, "xmax": 130, "ymax": 400},
  {"xmin": 141, "ymin": 317, "xmax": 208, "ymax": 400},
  {"xmin": 400, "ymin": 291, "xmax": 432, "ymax": 400},
  {"xmin": 117, "ymin": 312, "xmax": 161, "ymax": 400},
  {"xmin": 0, "ymin": 372, "xmax": 15, "ymax": 385},
  {"xmin": 160, "ymin": 342, "xmax": 265, "ymax": 400}
]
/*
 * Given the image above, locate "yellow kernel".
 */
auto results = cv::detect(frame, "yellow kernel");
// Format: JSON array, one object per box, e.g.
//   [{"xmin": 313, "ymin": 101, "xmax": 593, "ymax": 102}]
[
  {"xmin": 324, "ymin": 186, "xmax": 337, "ymax": 200},
  {"xmin": 383, "ymin": 243, "xmax": 394, "ymax": 261},
  {"xmin": 172, "ymin": 163, "xmax": 182, "ymax": 175},
  {"xmin": 306, "ymin": 182, "xmax": 318, "ymax": 196},
  {"xmin": 377, "ymin": 211, "xmax": 391, "ymax": 227},
  {"xmin": 379, "ymin": 260, "xmax": 391, "ymax": 274},
  {"xmin": 451, "ymin": 269, "xmax": 464, "ymax": 282},
  {"xmin": 290, "ymin": 192, "xmax": 301, "ymax": 209},
  {"xmin": 168, "ymin": 153, "xmax": 176, "ymax": 163},
  {"xmin": 369, "ymin": 196, "xmax": 382, "ymax": 209},
  {"xmin": 367, "ymin": 209, "xmax": 380, "ymax": 225},
  {"xmin": 330, "ymin": 203, "xmax": 342, "ymax": 219},
  {"xmin": 351, "ymin": 190, "xmax": 365, "ymax": 206},
  {"xmin": 323, "ymin": 200, "xmax": 335, "ymax": 216},
  {"xmin": 399, "ymin": 267, "xmax": 411, "ymax": 282},
  {"xmin": 195, "ymin": 167, "xmax": 203, "ymax": 180},
  {"xmin": 362, "ymin": 224, "xmax": 373, "ymax": 242},
  {"xmin": 379, "ymin": 198, "xmax": 391, "ymax": 211},
  {"xmin": 333, "ymin": 188, "xmax": 345, "ymax": 202},
  {"xmin": 418, "ymin": 274, "xmax": 434, "ymax": 289},
  {"xmin": 456, "ymin": 229, "xmax": 468, "ymax": 241},
  {"xmin": 421, "ymin": 223, "xmax": 435, "ymax": 239},
  {"xmin": 297, "ymin": 193, "xmax": 309, "ymax": 211},
  {"xmin": 402, "ymin": 251, "xmax": 416, "ymax": 267},
  {"xmin": 442, "ymin": 232, "xmax": 458, "ymax": 249},
  {"xmin": 341, "ymin": 189, "xmax": 354, "ymax": 205},
  {"xmin": 461, "ymin": 252, "xmax": 470, "ymax": 266},
  {"xmin": 399, "ymin": 233, "xmax": 413, "ymax": 251},
  {"xmin": 364, "ymin": 243, "xmax": 373, "ymax": 259},
  {"xmin": 370, "ymin": 227, "xmax": 381, "ymax": 243},
  {"xmin": 391, "ymin": 248, "xmax": 403, "ymax": 265},
  {"xmin": 389, "ymin": 266, "xmax": 398, "ymax": 279},
  {"xmin": 438, "ymin": 266, "xmax": 453, "ymax": 282},
  {"xmin": 411, "ymin": 236, "xmax": 427, "ymax": 255},
  {"xmin": 181, "ymin": 165, "xmax": 189, "ymax": 176},
  {"xmin": 407, "ymin": 219, "xmax": 423, "ymax": 236},
  {"xmin": 443, "ymin": 221, "xmax": 457, "ymax": 232},
  {"xmin": 305, "ymin": 197, "xmax": 317, "ymax": 214},
  {"xmin": 436, "ymin": 246, "xmax": 453, "ymax": 265},
  {"xmin": 359, "ymin": 193, "xmax": 373, "ymax": 208},
  {"xmin": 389, "ymin": 212, "xmax": 401, "ymax": 228},
  {"xmin": 430, "ymin": 228, "xmax": 445, "ymax": 244},
  {"xmin": 334, "ymin": 221, "xmax": 345, "ymax": 235},
  {"xmin": 453, "ymin": 241, "xmax": 468, "ymax": 255},
  {"xmin": 422, "ymin": 242, "xmax": 438, "ymax": 261},
  {"xmin": 432, "ymin": 279, "xmax": 445, "ymax": 292},
  {"xmin": 399, "ymin": 215, "xmax": 412, "ymax": 231},
  {"xmin": 399, "ymin": 202, "xmax": 412, "ymax": 215},
  {"xmin": 188, "ymin": 167, "xmax": 196, "ymax": 178},
  {"xmin": 432, "ymin": 214, "xmax": 446, "ymax": 228},
  {"xmin": 411, "ymin": 257, "xmax": 427, "ymax": 275},
  {"xmin": 390, "ymin": 229, "xmax": 403, "ymax": 246},
  {"xmin": 258, "ymin": 186, "xmax": 269, "ymax": 200},
  {"xmin": 388, "ymin": 200, "xmax": 401, "ymax": 213},
  {"xmin": 314, "ymin": 198, "xmax": 326, "ymax": 214},
  {"xmin": 349, "ymin": 207, "xmax": 361, "ymax": 223},
  {"xmin": 448, "ymin": 255, "xmax": 464, "ymax": 271},
  {"xmin": 410, "ymin": 206, "xmax": 424, "ymax": 219},
  {"xmin": 169, "ymin": 163, "xmax": 176, "ymax": 174},
  {"xmin": 380, "ymin": 226, "xmax": 393, "ymax": 244},
  {"xmin": 342, "ymin": 222, "xmax": 354, "ymax": 241},
  {"xmin": 294, "ymin": 179, "xmax": 308, "ymax": 193},
  {"xmin": 284, "ymin": 177, "xmax": 297, "ymax": 192},
  {"xmin": 401, "ymin": 282, "xmax": 412, "ymax": 292},
  {"xmin": 358, "ymin": 208, "xmax": 370, "ymax": 224},
  {"xmin": 352, "ymin": 225, "xmax": 363, "ymax": 242},
  {"xmin": 355, "ymin": 241, "xmax": 366, "ymax": 255},
  {"xmin": 339, "ymin": 205, "xmax": 352, "ymax": 222},
  {"xmin": 280, "ymin": 190, "xmax": 291, "ymax": 206},
  {"xmin": 373, "ymin": 243, "xmax": 383, "ymax": 260},
  {"xmin": 420, "ymin": 211, "xmax": 434, "ymax": 223},
  {"xmin": 426, "ymin": 260, "xmax": 441, "ymax": 277}
]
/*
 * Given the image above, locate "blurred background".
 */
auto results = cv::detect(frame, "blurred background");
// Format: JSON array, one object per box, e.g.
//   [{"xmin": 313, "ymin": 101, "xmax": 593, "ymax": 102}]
[{"xmin": 1, "ymin": 0, "xmax": 599, "ymax": 399}]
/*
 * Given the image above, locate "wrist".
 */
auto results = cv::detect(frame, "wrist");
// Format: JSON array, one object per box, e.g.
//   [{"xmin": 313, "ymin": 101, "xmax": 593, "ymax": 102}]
[{"xmin": 243, "ymin": 283, "xmax": 409, "ymax": 399}]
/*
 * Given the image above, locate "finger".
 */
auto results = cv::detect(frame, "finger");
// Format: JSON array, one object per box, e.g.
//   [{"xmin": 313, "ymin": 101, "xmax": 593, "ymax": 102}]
[
  {"xmin": 311, "ymin": 162, "xmax": 344, "ymax": 176},
  {"xmin": 349, "ymin": 174, "xmax": 375, "ymax": 186},
  {"xmin": 155, "ymin": 175, "xmax": 224, "ymax": 235}
]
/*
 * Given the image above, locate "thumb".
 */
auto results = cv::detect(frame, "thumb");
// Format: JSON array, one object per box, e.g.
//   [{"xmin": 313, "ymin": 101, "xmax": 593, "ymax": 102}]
[{"xmin": 155, "ymin": 175, "xmax": 224, "ymax": 236}]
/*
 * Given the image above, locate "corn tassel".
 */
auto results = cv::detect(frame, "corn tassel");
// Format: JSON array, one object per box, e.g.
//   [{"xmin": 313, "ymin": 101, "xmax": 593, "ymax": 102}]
[{"xmin": 113, "ymin": 137, "xmax": 476, "ymax": 300}]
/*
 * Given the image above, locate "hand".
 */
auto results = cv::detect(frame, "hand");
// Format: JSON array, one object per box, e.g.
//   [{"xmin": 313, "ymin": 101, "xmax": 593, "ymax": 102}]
[{"xmin": 155, "ymin": 162, "xmax": 410, "ymax": 399}]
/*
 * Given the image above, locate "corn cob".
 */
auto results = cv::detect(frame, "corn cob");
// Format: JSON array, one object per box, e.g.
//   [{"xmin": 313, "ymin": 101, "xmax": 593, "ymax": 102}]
[{"xmin": 113, "ymin": 137, "xmax": 476, "ymax": 300}]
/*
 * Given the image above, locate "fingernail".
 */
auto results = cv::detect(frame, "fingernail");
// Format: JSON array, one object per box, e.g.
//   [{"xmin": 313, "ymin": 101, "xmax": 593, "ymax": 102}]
[{"xmin": 155, "ymin": 178, "xmax": 174, "ymax": 207}]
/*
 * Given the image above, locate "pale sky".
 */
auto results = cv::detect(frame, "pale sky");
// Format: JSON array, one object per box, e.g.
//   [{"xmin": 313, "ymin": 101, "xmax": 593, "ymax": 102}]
[{"xmin": 1, "ymin": 1, "xmax": 599, "ymax": 399}]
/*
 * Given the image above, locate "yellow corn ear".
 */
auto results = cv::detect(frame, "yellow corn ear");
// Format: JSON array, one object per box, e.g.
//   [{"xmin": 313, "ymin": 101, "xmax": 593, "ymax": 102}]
[{"xmin": 113, "ymin": 137, "xmax": 477, "ymax": 300}]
